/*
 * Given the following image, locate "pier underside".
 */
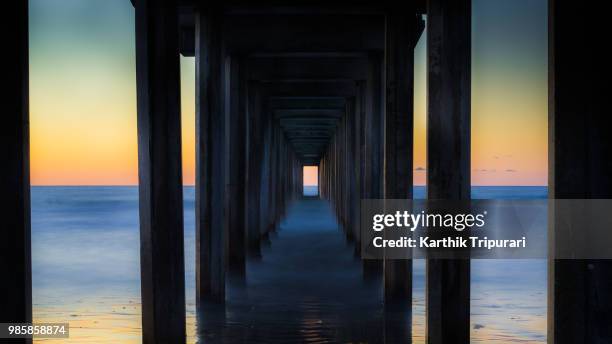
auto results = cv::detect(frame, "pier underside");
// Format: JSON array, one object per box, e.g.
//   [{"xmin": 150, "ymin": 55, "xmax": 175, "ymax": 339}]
[{"xmin": 2, "ymin": 1, "xmax": 611, "ymax": 343}]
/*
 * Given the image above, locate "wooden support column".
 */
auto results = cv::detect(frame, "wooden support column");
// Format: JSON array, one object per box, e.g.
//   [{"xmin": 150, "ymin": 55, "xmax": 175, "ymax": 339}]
[
  {"xmin": 135, "ymin": 0, "xmax": 185, "ymax": 342},
  {"xmin": 383, "ymin": 10, "xmax": 416, "ymax": 306},
  {"xmin": 426, "ymin": 0, "xmax": 471, "ymax": 343},
  {"xmin": 0, "ymin": 2, "xmax": 31, "ymax": 339},
  {"xmin": 548, "ymin": 1, "xmax": 612, "ymax": 343},
  {"xmin": 195, "ymin": 7, "xmax": 226, "ymax": 304}
]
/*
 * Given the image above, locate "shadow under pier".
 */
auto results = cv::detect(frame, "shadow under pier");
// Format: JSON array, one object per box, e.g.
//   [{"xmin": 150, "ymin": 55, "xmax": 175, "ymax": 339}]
[{"xmin": 196, "ymin": 198, "xmax": 410, "ymax": 343}]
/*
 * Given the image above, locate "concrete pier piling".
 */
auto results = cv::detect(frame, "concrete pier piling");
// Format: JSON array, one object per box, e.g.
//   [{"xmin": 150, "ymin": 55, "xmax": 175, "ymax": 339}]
[
  {"xmin": 426, "ymin": 0, "xmax": 472, "ymax": 343},
  {"xmin": 134, "ymin": 0, "xmax": 186, "ymax": 342}
]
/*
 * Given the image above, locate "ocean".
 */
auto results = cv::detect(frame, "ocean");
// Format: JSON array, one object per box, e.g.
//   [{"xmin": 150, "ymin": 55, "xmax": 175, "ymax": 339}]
[{"xmin": 31, "ymin": 186, "xmax": 547, "ymax": 343}]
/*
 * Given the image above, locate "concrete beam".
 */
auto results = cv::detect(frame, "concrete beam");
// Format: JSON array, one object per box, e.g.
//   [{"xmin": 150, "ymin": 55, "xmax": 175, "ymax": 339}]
[
  {"xmin": 134, "ymin": 0, "xmax": 186, "ymax": 342},
  {"xmin": 273, "ymin": 109, "xmax": 344, "ymax": 119},
  {"xmin": 279, "ymin": 118, "xmax": 340, "ymax": 124},
  {"xmin": 227, "ymin": 14, "xmax": 382, "ymax": 53},
  {"xmin": 426, "ymin": 0, "xmax": 471, "ymax": 343},
  {"xmin": 260, "ymin": 81, "xmax": 357, "ymax": 98},
  {"xmin": 228, "ymin": 14, "xmax": 384, "ymax": 54},
  {"xmin": 279, "ymin": 123, "xmax": 337, "ymax": 130},
  {"xmin": 247, "ymin": 56, "xmax": 369, "ymax": 81},
  {"xmin": 269, "ymin": 97, "xmax": 346, "ymax": 110}
]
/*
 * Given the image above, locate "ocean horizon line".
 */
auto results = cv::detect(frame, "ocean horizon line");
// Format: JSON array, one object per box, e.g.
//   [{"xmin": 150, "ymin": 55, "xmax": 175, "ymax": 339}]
[{"xmin": 30, "ymin": 184, "xmax": 548, "ymax": 187}]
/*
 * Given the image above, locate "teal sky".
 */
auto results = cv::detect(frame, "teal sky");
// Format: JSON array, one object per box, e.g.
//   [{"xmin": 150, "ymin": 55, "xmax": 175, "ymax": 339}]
[{"xmin": 29, "ymin": 0, "xmax": 548, "ymax": 186}]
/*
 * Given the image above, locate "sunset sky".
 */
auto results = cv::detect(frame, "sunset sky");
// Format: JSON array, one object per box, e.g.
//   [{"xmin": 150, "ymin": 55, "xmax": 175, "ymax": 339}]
[{"xmin": 29, "ymin": 0, "xmax": 547, "ymax": 186}]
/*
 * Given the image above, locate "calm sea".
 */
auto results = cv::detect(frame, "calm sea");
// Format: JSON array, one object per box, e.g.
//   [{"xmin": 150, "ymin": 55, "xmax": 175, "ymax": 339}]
[{"xmin": 31, "ymin": 186, "xmax": 547, "ymax": 343}]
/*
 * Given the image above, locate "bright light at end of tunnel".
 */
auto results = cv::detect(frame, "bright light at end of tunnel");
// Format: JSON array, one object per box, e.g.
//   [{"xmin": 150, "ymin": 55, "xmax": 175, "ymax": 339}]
[
  {"xmin": 303, "ymin": 166, "xmax": 318, "ymax": 186},
  {"xmin": 303, "ymin": 165, "xmax": 319, "ymax": 196}
]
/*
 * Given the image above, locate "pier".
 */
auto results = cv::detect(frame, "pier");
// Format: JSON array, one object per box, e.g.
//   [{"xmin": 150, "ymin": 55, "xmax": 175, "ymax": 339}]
[{"xmin": 2, "ymin": 0, "xmax": 611, "ymax": 343}]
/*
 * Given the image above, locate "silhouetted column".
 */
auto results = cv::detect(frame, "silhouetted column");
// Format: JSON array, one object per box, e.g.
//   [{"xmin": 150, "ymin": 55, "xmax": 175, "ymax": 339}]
[
  {"xmin": 352, "ymin": 82, "xmax": 365, "ymax": 254},
  {"xmin": 324, "ymin": 156, "xmax": 327, "ymax": 199},
  {"xmin": 363, "ymin": 53, "xmax": 385, "ymax": 277},
  {"xmin": 269, "ymin": 126, "xmax": 279, "ymax": 227},
  {"xmin": 383, "ymin": 11, "xmax": 416, "ymax": 307},
  {"xmin": 343, "ymin": 111, "xmax": 350, "ymax": 229},
  {"xmin": 368, "ymin": 53, "xmax": 385, "ymax": 200},
  {"xmin": 267, "ymin": 125, "xmax": 275, "ymax": 229},
  {"xmin": 228, "ymin": 56, "xmax": 247, "ymax": 273},
  {"xmin": 299, "ymin": 159, "xmax": 304, "ymax": 197},
  {"xmin": 338, "ymin": 115, "xmax": 346, "ymax": 227},
  {"xmin": 426, "ymin": 0, "xmax": 471, "ymax": 343},
  {"xmin": 321, "ymin": 158, "xmax": 325, "ymax": 198},
  {"xmin": 320, "ymin": 158, "xmax": 325, "ymax": 198},
  {"xmin": 259, "ymin": 108, "xmax": 273, "ymax": 235},
  {"xmin": 134, "ymin": 0, "xmax": 185, "ymax": 342},
  {"xmin": 247, "ymin": 82, "xmax": 263, "ymax": 256},
  {"xmin": 347, "ymin": 97, "xmax": 358, "ymax": 241},
  {"xmin": 195, "ymin": 7, "xmax": 226, "ymax": 304},
  {"xmin": 0, "ymin": 2, "xmax": 31, "ymax": 340},
  {"xmin": 297, "ymin": 157, "xmax": 303, "ymax": 197},
  {"xmin": 548, "ymin": 1, "xmax": 612, "ymax": 343}
]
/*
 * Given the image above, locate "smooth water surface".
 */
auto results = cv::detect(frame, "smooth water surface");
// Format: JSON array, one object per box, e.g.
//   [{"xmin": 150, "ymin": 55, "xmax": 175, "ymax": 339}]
[{"xmin": 31, "ymin": 186, "xmax": 547, "ymax": 343}]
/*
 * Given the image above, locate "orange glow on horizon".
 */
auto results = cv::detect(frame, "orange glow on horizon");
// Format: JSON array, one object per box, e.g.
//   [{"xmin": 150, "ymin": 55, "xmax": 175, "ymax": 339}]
[
  {"xmin": 303, "ymin": 166, "xmax": 319, "ymax": 186},
  {"xmin": 30, "ymin": 1, "xmax": 547, "ymax": 187}
]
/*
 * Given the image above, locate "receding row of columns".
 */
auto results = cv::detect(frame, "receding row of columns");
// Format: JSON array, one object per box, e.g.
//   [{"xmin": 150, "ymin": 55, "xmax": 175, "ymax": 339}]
[
  {"xmin": 134, "ymin": 2, "xmax": 304, "ymax": 342},
  {"xmin": 128, "ymin": 1, "xmax": 612, "ymax": 342},
  {"xmin": 194, "ymin": 6, "xmax": 303, "ymax": 310},
  {"xmin": 3, "ymin": 0, "xmax": 612, "ymax": 343},
  {"xmin": 318, "ymin": 6, "xmax": 424, "ymax": 341}
]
